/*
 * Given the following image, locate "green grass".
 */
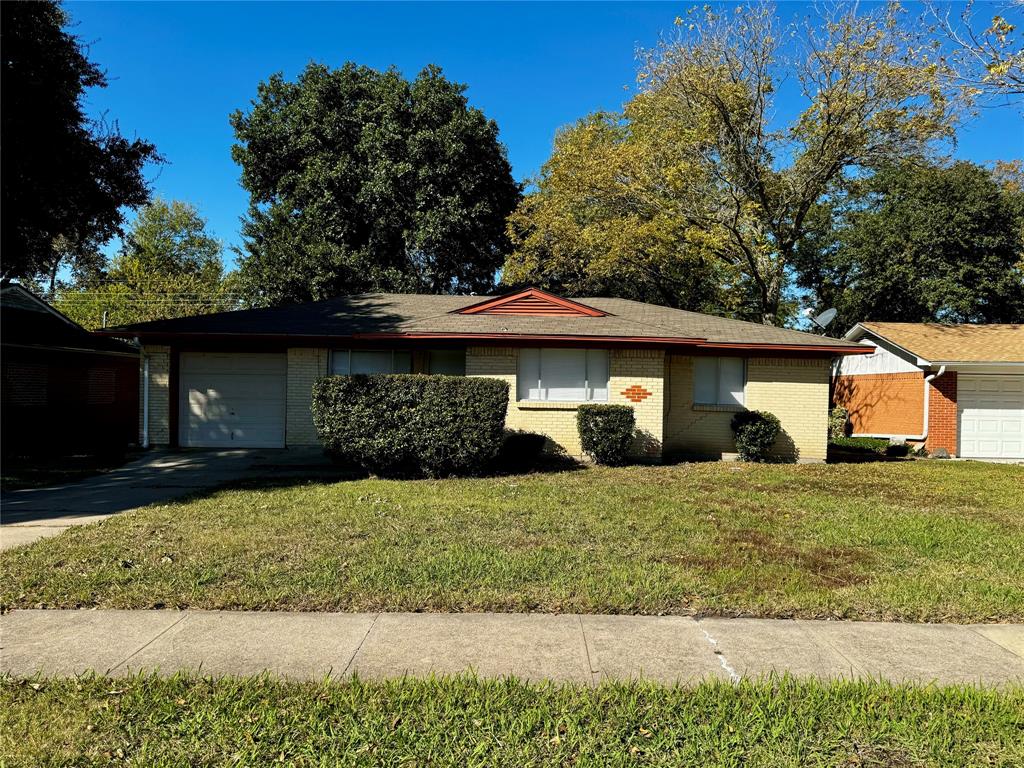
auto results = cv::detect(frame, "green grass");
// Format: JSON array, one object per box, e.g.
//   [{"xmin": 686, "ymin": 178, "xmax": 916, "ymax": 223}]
[
  {"xmin": 2, "ymin": 674, "xmax": 1021, "ymax": 767},
  {"xmin": 2, "ymin": 462, "xmax": 1022, "ymax": 621}
]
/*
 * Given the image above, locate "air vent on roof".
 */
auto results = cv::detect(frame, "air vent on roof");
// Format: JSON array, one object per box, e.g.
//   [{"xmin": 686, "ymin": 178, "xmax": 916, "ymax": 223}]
[{"xmin": 455, "ymin": 288, "xmax": 607, "ymax": 317}]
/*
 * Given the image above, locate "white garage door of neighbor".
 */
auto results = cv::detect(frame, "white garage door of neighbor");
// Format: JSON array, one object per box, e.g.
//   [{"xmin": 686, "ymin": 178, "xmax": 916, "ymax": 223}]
[
  {"xmin": 958, "ymin": 375, "xmax": 1024, "ymax": 459},
  {"xmin": 179, "ymin": 353, "xmax": 287, "ymax": 448}
]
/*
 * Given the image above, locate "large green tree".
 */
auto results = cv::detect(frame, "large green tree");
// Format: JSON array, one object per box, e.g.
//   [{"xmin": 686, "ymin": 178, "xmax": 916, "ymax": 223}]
[
  {"xmin": 1, "ymin": 0, "xmax": 160, "ymax": 290},
  {"xmin": 795, "ymin": 161, "xmax": 1024, "ymax": 331},
  {"xmin": 505, "ymin": 3, "xmax": 959, "ymax": 324},
  {"xmin": 55, "ymin": 200, "xmax": 236, "ymax": 329},
  {"xmin": 504, "ymin": 102, "xmax": 735, "ymax": 314},
  {"xmin": 231, "ymin": 63, "xmax": 521, "ymax": 306}
]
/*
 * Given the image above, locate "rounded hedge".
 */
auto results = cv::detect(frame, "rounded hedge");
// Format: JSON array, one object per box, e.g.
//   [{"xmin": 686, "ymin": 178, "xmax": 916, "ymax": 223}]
[
  {"xmin": 311, "ymin": 374, "xmax": 509, "ymax": 478},
  {"xmin": 730, "ymin": 410, "xmax": 781, "ymax": 463},
  {"xmin": 577, "ymin": 404, "xmax": 635, "ymax": 465}
]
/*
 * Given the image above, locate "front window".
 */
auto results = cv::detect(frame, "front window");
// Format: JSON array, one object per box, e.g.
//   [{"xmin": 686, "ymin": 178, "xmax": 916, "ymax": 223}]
[
  {"xmin": 331, "ymin": 350, "xmax": 412, "ymax": 375},
  {"xmin": 694, "ymin": 356, "xmax": 745, "ymax": 406},
  {"xmin": 428, "ymin": 349, "xmax": 466, "ymax": 376},
  {"xmin": 517, "ymin": 348, "xmax": 609, "ymax": 402}
]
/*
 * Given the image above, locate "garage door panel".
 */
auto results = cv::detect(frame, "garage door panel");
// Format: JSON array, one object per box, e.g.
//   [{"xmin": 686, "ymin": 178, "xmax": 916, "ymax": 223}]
[
  {"xmin": 958, "ymin": 375, "xmax": 1024, "ymax": 459},
  {"xmin": 179, "ymin": 353, "xmax": 286, "ymax": 448}
]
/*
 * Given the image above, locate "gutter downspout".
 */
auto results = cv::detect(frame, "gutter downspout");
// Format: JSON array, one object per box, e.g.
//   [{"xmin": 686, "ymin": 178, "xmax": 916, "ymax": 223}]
[
  {"xmin": 139, "ymin": 339, "xmax": 150, "ymax": 449},
  {"xmin": 916, "ymin": 365, "xmax": 946, "ymax": 444}
]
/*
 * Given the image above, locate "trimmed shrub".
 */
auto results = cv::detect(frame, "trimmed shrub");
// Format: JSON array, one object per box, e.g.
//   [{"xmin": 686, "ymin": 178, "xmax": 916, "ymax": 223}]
[
  {"xmin": 828, "ymin": 406, "xmax": 850, "ymax": 440},
  {"xmin": 577, "ymin": 404, "xmax": 635, "ymax": 465},
  {"xmin": 730, "ymin": 410, "xmax": 782, "ymax": 462},
  {"xmin": 311, "ymin": 374, "xmax": 509, "ymax": 478},
  {"xmin": 829, "ymin": 436, "xmax": 891, "ymax": 454},
  {"xmin": 494, "ymin": 430, "xmax": 548, "ymax": 473}
]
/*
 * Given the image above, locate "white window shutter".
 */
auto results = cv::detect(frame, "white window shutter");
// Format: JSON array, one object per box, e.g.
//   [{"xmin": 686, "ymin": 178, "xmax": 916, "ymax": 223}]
[
  {"xmin": 719, "ymin": 357, "xmax": 745, "ymax": 406},
  {"xmin": 694, "ymin": 357, "xmax": 717, "ymax": 404},
  {"xmin": 517, "ymin": 348, "xmax": 542, "ymax": 401},
  {"xmin": 331, "ymin": 350, "xmax": 350, "ymax": 375},
  {"xmin": 541, "ymin": 349, "xmax": 587, "ymax": 401},
  {"xmin": 351, "ymin": 351, "xmax": 394, "ymax": 374},
  {"xmin": 586, "ymin": 350, "xmax": 609, "ymax": 401}
]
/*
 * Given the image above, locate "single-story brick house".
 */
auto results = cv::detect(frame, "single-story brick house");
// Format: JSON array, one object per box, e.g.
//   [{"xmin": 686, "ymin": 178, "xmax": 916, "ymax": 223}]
[
  {"xmin": 2, "ymin": 283, "xmax": 139, "ymax": 456},
  {"xmin": 833, "ymin": 322, "xmax": 1024, "ymax": 459},
  {"xmin": 101, "ymin": 288, "xmax": 868, "ymax": 462}
]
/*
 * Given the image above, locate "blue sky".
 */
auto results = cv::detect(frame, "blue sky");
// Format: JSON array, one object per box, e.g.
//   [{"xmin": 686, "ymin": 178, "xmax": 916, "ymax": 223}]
[{"xmin": 69, "ymin": 1, "xmax": 1024, "ymax": 266}]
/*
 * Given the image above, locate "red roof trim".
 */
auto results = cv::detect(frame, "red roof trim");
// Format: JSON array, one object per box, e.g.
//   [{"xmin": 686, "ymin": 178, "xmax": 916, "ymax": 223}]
[
  {"xmin": 454, "ymin": 288, "xmax": 608, "ymax": 317},
  {"xmin": 98, "ymin": 328, "xmax": 867, "ymax": 354}
]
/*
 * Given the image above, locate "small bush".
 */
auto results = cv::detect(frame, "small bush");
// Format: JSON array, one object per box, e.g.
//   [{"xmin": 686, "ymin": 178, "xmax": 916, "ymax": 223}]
[
  {"xmin": 828, "ymin": 406, "xmax": 850, "ymax": 439},
  {"xmin": 730, "ymin": 410, "xmax": 782, "ymax": 462},
  {"xmin": 830, "ymin": 436, "xmax": 891, "ymax": 454},
  {"xmin": 495, "ymin": 430, "xmax": 548, "ymax": 472},
  {"xmin": 577, "ymin": 404, "xmax": 635, "ymax": 465},
  {"xmin": 312, "ymin": 374, "xmax": 509, "ymax": 478}
]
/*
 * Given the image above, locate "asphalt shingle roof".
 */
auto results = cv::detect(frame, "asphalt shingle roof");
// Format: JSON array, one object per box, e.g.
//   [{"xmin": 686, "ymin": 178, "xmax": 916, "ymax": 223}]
[
  {"xmin": 107, "ymin": 292, "xmax": 864, "ymax": 350},
  {"xmin": 856, "ymin": 322, "xmax": 1024, "ymax": 363}
]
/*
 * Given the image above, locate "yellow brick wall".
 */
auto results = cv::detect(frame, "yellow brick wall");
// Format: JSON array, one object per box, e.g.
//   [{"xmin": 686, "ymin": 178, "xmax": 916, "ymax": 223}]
[
  {"xmin": 286, "ymin": 347, "xmax": 329, "ymax": 446},
  {"xmin": 140, "ymin": 345, "xmax": 170, "ymax": 446},
  {"xmin": 746, "ymin": 357, "xmax": 830, "ymax": 461},
  {"xmin": 664, "ymin": 354, "xmax": 830, "ymax": 461},
  {"xmin": 664, "ymin": 355, "xmax": 737, "ymax": 458},
  {"xmin": 466, "ymin": 346, "xmax": 665, "ymax": 459}
]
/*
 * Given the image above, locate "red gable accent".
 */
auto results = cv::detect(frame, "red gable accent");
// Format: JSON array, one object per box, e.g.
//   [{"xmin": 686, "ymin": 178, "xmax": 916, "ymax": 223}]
[{"xmin": 455, "ymin": 288, "xmax": 607, "ymax": 317}]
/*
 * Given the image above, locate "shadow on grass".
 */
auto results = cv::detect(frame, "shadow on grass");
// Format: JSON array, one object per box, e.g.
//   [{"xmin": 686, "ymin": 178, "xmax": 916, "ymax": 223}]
[
  {"xmin": 826, "ymin": 448, "xmax": 914, "ymax": 465},
  {"xmin": 215, "ymin": 451, "xmax": 586, "ymax": 494}
]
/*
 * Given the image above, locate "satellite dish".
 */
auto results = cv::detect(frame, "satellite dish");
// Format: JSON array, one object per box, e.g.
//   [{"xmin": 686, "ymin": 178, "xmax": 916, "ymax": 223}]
[{"xmin": 810, "ymin": 308, "xmax": 837, "ymax": 332}]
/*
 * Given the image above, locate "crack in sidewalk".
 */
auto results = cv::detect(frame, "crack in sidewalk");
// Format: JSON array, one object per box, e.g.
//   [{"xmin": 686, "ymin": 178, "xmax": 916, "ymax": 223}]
[
  {"xmin": 110, "ymin": 611, "xmax": 190, "ymax": 674},
  {"xmin": 697, "ymin": 622, "xmax": 741, "ymax": 683},
  {"xmin": 577, "ymin": 615, "xmax": 599, "ymax": 687},
  {"xmin": 341, "ymin": 613, "xmax": 379, "ymax": 677}
]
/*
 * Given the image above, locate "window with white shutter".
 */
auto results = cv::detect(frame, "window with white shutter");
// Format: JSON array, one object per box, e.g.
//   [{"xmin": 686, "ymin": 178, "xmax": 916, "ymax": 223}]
[{"xmin": 516, "ymin": 349, "xmax": 610, "ymax": 402}]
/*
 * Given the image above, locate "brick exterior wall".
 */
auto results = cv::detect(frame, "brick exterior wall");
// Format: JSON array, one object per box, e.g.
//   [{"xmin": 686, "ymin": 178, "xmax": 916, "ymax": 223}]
[
  {"xmin": 832, "ymin": 372, "xmax": 926, "ymax": 436},
  {"xmin": 286, "ymin": 348, "xmax": 329, "ymax": 446},
  {"xmin": 664, "ymin": 355, "xmax": 830, "ymax": 462},
  {"xmin": 746, "ymin": 358, "xmax": 830, "ymax": 462},
  {"xmin": 925, "ymin": 372, "xmax": 958, "ymax": 456},
  {"xmin": 466, "ymin": 346, "xmax": 665, "ymax": 459},
  {"xmin": 140, "ymin": 345, "xmax": 170, "ymax": 446}
]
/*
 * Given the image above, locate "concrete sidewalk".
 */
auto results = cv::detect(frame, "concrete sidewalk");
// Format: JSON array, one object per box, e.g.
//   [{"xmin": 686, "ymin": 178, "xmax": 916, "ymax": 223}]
[{"xmin": 2, "ymin": 610, "xmax": 1022, "ymax": 686}]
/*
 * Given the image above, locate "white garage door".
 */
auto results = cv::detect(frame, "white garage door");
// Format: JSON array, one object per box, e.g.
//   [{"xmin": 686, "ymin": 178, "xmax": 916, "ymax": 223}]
[
  {"xmin": 958, "ymin": 375, "xmax": 1024, "ymax": 459},
  {"xmin": 179, "ymin": 353, "xmax": 286, "ymax": 448}
]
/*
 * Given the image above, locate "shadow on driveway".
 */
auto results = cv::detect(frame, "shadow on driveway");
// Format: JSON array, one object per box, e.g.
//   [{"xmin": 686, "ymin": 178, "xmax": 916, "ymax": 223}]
[{"xmin": 0, "ymin": 449, "xmax": 348, "ymax": 550}]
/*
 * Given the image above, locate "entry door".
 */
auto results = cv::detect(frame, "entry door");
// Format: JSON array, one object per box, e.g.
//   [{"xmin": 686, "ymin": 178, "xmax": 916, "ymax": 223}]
[
  {"xmin": 958, "ymin": 375, "xmax": 1024, "ymax": 459},
  {"xmin": 179, "ymin": 353, "xmax": 286, "ymax": 448}
]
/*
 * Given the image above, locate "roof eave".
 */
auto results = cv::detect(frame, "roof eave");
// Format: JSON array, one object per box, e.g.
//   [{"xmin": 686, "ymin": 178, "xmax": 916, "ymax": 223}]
[{"xmin": 96, "ymin": 328, "xmax": 868, "ymax": 354}]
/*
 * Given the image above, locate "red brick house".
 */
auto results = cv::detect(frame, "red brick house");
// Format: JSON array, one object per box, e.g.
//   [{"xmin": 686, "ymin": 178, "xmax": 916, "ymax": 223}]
[{"xmin": 833, "ymin": 323, "xmax": 1024, "ymax": 459}]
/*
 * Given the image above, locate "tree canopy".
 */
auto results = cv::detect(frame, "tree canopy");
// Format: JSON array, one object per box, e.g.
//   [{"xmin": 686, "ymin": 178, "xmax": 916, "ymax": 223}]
[
  {"xmin": 1, "ymin": 0, "xmax": 160, "ymax": 288},
  {"xmin": 795, "ymin": 161, "xmax": 1024, "ymax": 332},
  {"xmin": 504, "ymin": 2, "xmax": 961, "ymax": 324},
  {"xmin": 55, "ymin": 200, "xmax": 236, "ymax": 330},
  {"xmin": 230, "ymin": 62, "xmax": 521, "ymax": 306}
]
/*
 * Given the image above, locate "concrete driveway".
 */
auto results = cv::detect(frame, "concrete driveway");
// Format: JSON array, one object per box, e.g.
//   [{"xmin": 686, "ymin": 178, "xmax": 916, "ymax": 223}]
[{"xmin": 0, "ymin": 449, "xmax": 332, "ymax": 550}]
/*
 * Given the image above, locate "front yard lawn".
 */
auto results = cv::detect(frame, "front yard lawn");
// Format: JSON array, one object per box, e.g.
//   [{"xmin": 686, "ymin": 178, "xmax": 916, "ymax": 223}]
[
  {"xmin": 2, "ymin": 674, "xmax": 1021, "ymax": 767},
  {"xmin": 2, "ymin": 461, "xmax": 1022, "ymax": 621}
]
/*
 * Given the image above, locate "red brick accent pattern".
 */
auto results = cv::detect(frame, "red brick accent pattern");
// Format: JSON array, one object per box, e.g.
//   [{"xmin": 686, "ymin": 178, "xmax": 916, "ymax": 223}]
[
  {"xmin": 925, "ymin": 372, "xmax": 957, "ymax": 456},
  {"xmin": 621, "ymin": 385, "xmax": 652, "ymax": 403}
]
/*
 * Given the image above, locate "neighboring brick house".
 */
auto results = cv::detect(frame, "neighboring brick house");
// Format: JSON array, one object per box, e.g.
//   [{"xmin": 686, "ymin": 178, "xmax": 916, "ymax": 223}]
[
  {"xmin": 833, "ymin": 323, "xmax": 1024, "ymax": 459},
  {"xmin": 100, "ymin": 288, "xmax": 869, "ymax": 462},
  {"xmin": 1, "ymin": 283, "xmax": 139, "ymax": 456}
]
